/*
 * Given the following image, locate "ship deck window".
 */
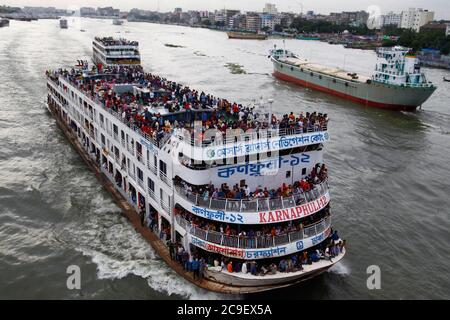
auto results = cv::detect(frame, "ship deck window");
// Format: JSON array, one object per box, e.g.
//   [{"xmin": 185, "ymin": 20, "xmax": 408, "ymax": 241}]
[{"xmin": 148, "ymin": 178, "xmax": 155, "ymax": 191}]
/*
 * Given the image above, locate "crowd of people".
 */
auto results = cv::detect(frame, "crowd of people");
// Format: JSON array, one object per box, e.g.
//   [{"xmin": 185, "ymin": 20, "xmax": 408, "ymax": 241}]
[
  {"xmin": 47, "ymin": 63, "xmax": 329, "ymax": 146},
  {"xmin": 175, "ymin": 204, "xmax": 330, "ymax": 240},
  {"xmin": 167, "ymin": 230, "xmax": 345, "ymax": 279},
  {"xmin": 175, "ymin": 163, "xmax": 328, "ymax": 204},
  {"xmin": 95, "ymin": 36, "xmax": 139, "ymax": 47}
]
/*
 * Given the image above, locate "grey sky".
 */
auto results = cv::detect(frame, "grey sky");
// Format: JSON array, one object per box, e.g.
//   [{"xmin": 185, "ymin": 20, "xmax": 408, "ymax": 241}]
[{"xmin": 3, "ymin": 0, "xmax": 450, "ymax": 19}]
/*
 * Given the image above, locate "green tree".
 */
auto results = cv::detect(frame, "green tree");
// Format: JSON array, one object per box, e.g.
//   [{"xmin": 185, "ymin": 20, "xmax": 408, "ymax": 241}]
[{"xmin": 274, "ymin": 24, "xmax": 283, "ymax": 32}]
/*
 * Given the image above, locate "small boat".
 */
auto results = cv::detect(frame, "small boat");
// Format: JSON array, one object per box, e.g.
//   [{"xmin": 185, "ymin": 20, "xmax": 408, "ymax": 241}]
[
  {"xmin": 0, "ymin": 19, "xmax": 10, "ymax": 27},
  {"xmin": 80, "ymin": 29, "xmax": 86, "ymax": 32},
  {"xmin": 113, "ymin": 19, "xmax": 124, "ymax": 26},
  {"xmin": 443, "ymin": 77, "xmax": 450, "ymax": 82},
  {"xmin": 59, "ymin": 19, "xmax": 68, "ymax": 29}
]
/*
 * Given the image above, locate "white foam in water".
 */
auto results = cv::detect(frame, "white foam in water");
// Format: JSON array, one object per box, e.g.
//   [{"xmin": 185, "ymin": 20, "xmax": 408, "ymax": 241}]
[
  {"xmin": 70, "ymin": 194, "xmax": 229, "ymax": 300},
  {"xmin": 328, "ymin": 261, "xmax": 350, "ymax": 276}
]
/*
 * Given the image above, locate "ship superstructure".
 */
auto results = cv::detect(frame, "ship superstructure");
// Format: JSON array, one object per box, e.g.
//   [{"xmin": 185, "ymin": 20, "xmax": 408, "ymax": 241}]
[
  {"xmin": 45, "ymin": 38, "xmax": 345, "ymax": 292},
  {"xmin": 92, "ymin": 37, "xmax": 141, "ymax": 68},
  {"xmin": 270, "ymin": 45, "xmax": 436, "ymax": 111}
]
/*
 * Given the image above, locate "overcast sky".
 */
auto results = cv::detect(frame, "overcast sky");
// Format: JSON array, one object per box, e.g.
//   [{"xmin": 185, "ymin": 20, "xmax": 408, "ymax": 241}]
[{"xmin": 3, "ymin": 0, "xmax": 450, "ymax": 19}]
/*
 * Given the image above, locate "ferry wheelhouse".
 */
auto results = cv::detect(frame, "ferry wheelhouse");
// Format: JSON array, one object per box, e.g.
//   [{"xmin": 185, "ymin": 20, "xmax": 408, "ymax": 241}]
[
  {"xmin": 92, "ymin": 37, "xmax": 141, "ymax": 68},
  {"xmin": 46, "ymin": 37, "xmax": 345, "ymax": 293}
]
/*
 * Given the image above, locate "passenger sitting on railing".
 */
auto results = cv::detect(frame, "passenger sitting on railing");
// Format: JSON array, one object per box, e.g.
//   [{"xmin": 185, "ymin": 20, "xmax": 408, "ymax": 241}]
[{"xmin": 278, "ymin": 259, "xmax": 287, "ymax": 272}]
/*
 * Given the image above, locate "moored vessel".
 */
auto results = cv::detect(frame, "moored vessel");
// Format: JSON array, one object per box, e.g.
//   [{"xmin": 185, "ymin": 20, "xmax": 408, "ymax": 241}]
[
  {"xmin": 45, "ymin": 37, "xmax": 345, "ymax": 293},
  {"xmin": 269, "ymin": 45, "xmax": 436, "ymax": 111},
  {"xmin": 113, "ymin": 19, "xmax": 124, "ymax": 26},
  {"xmin": 227, "ymin": 31, "xmax": 268, "ymax": 40}
]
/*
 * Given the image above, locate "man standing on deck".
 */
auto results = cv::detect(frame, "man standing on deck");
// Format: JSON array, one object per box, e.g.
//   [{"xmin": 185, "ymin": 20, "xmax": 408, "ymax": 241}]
[{"xmin": 139, "ymin": 205, "xmax": 145, "ymax": 227}]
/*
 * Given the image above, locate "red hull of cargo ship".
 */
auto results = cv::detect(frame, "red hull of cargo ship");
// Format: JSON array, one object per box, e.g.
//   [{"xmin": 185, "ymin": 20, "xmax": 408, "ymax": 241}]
[{"xmin": 273, "ymin": 71, "xmax": 418, "ymax": 111}]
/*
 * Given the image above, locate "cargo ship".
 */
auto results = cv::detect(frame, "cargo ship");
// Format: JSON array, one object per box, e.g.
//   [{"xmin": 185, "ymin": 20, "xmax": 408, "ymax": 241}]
[
  {"xmin": 45, "ymin": 37, "xmax": 345, "ymax": 294},
  {"xmin": 269, "ymin": 45, "xmax": 436, "ymax": 111},
  {"xmin": 228, "ymin": 31, "xmax": 268, "ymax": 40}
]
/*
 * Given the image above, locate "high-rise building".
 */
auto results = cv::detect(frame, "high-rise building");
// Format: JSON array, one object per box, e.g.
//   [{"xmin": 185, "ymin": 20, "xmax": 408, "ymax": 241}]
[
  {"xmin": 246, "ymin": 12, "xmax": 262, "ymax": 31},
  {"xmin": 263, "ymin": 3, "xmax": 277, "ymax": 15},
  {"xmin": 224, "ymin": 9, "xmax": 241, "ymax": 27},
  {"xmin": 400, "ymin": 8, "xmax": 435, "ymax": 32},
  {"xmin": 381, "ymin": 12, "xmax": 402, "ymax": 27}
]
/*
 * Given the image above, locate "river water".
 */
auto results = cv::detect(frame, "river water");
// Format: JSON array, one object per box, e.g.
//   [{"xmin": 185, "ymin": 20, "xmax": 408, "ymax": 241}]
[{"xmin": 0, "ymin": 18, "xmax": 449, "ymax": 300}]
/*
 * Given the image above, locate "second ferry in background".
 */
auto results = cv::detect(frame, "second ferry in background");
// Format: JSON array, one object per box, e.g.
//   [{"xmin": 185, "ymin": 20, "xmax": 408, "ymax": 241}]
[{"xmin": 270, "ymin": 45, "xmax": 436, "ymax": 111}]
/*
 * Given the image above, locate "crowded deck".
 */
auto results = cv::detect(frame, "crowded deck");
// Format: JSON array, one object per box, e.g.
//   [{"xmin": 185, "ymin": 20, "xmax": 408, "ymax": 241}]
[
  {"xmin": 46, "ymin": 64, "xmax": 329, "ymax": 151},
  {"xmin": 45, "ymin": 37, "xmax": 345, "ymax": 291}
]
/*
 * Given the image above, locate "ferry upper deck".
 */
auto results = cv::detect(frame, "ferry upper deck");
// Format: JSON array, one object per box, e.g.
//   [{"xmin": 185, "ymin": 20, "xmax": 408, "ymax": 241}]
[{"xmin": 46, "ymin": 64, "xmax": 329, "ymax": 156}]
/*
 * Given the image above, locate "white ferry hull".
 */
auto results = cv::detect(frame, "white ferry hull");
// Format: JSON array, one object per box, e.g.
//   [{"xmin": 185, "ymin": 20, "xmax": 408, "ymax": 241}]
[{"xmin": 272, "ymin": 58, "xmax": 436, "ymax": 111}]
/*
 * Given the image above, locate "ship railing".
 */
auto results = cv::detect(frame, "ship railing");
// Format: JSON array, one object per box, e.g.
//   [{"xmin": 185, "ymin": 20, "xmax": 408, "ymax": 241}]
[
  {"xmin": 159, "ymin": 171, "xmax": 172, "ymax": 187},
  {"xmin": 127, "ymin": 143, "xmax": 135, "ymax": 156},
  {"xmin": 136, "ymin": 151, "xmax": 145, "ymax": 164},
  {"xmin": 160, "ymin": 198, "xmax": 171, "ymax": 213},
  {"xmin": 137, "ymin": 177, "xmax": 144, "ymax": 189},
  {"xmin": 128, "ymin": 168, "xmax": 136, "ymax": 181},
  {"xmin": 147, "ymin": 159, "xmax": 157, "ymax": 175},
  {"xmin": 174, "ymin": 180, "xmax": 328, "ymax": 213},
  {"xmin": 174, "ymin": 124, "xmax": 328, "ymax": 148},
  {"xmin": 148, "ymin": 187, "xmax": 157, "ymax": 201},
  {"xmin": 176, "ymin": 215, "xmax": 331, "ymax": 249},
  {"xmin": 55, "ymin": 75, "xmax": 169, "ymax": 150}
]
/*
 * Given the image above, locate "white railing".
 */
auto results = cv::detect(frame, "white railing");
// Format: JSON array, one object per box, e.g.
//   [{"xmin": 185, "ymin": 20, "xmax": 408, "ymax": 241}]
[
  {"xmin": 136, "ymin": 151, "xmax": 144, "ymax": 164},
  {"xmin": 159, "ymin": 171, "xmax": 172, "ymax": 187},
  {"xmin": 147, "ymin": 159, "xmax": 157, "ymax": 174},
  {"xmin": 127, "ymin": 143, "xmax": 135, "ymax": 156},
  {"xmin": 148, "ymin": 187, "xmax": 157, "ymax": 201},
  {"xmin": 160, "ymin": 198, "xmax": 171, "ymax": 213},
  {"xmin": 176, "ymin": 215, "xmax": 331, "ymax": 249},
  {"xmin": 175, "ymin": 180, "xmax": 329, "ymax": 213},
  {"xmin": 128, "ymin": 168, "xmax": 136, "ymax": 181},
  {"xmin": 174, "ymin": 125, "xmax": 328, "ymax": 148}
]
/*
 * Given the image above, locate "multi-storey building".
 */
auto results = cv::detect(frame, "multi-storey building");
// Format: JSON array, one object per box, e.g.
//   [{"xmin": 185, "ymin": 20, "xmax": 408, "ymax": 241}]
[{"xmin": 400, "ymin": 8, "xmax": 435, "ymax": 32}]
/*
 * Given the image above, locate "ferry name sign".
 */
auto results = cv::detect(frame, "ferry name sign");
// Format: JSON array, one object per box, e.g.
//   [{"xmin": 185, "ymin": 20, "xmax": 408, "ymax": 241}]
[
  {"xmin": 188, "ymin": 192, "xmax": 330, "ymax": 225},
  {"xmin": 179, "ymin": 131, "xmax": 330, "ymax": 161}
]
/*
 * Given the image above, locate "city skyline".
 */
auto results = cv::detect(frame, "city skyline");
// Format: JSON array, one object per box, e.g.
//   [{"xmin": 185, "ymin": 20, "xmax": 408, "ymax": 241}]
[{"xmin": 2, "ymin": 0, "xmax": 450, "ymax": 19}]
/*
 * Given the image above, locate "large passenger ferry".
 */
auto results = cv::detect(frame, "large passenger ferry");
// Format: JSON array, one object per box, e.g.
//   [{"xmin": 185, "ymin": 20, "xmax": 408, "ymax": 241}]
[
  {"xmin": 46, "ymin": 37, "xmax": 346, "ymax": 293},
  {"xmin": 92, "ymin": 36, "xmax": 141, "ymax": 68},
  {"xmin": 270, "ymin": 45, "xmax": 436, "ymax": 111}
]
